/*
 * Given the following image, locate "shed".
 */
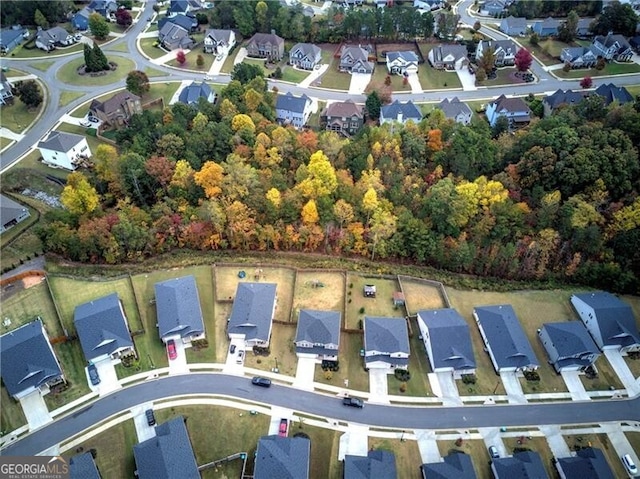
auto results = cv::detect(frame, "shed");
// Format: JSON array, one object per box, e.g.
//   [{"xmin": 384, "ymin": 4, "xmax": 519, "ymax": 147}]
[
  {"xmin": 392, "ymin": 292, "xmax": 405, "ymax": 306},
  {"xmin": 364, "ymin": 285, "xmax": 377, "ymax": 298}
]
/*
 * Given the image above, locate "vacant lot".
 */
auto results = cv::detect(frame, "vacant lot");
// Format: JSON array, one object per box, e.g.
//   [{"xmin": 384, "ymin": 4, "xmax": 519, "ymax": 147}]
[
  {"xmin": 345, "ymin": 274, "xmax": 403, "ymax": 329},
  {"xmin": 369, "ymin": 436, "xmax": 422, "ymax": 479},
  {"xmin": 502, "ymin": 436, "xmax": 555, "ymax": 478},
  {"xmin": 398, "ymin": 277, "xmax": 446, "ymax": 315},
  {"xmin": 244, "ymin": 323, "xmax": 298, "ymax": 377},
  {"xmin": 437, "ymin": 438, "xmax": 491, "ymax": 479},
  {"xmin": 292, "ymin": 270, "xmax": 345, "ymax": 321},
  {"xmin": 315, "ymin": 332, "xmax": 369, "ymax": 392}
]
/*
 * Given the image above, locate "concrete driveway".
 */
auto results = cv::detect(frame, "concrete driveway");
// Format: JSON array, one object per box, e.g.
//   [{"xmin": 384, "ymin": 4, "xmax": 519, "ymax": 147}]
[
  {"xmin": 168, "ymin": 80, "xmax": 192, "ymax": 105},
  {"xmin": 348, "ymin": 73, "xmax": 372, "ymax": 95},
  {"xmin": 338, "ymin": 424, "xmax": 369, "ymax": 460},
  {"xmin": 601, "ymin": 422, "xmax": 640, "ymax": 477},
  {"xmin": 132, "ymin": 403, "xmax": 156, "ymax": 442},
  {"xmin": 292, "ymin": 357, "xmax": 316, "ymax": 391},
  {"xmin": 560, "ymin": 370, "xmax": 591, "ymax": 401},
  {"xmin": 539, "ymin": 425, "xmax": 570, "ymax": 457},
  {"xmin": 168, "ymin": 340, "xmax": 189, "ymax": 375},
  {"xmin": 604, "ymin": 350, "xmax": 640, "ymax": 397},
  {"xmin": 92, "ymin": 359, "xmax": 121, "ymax": 396},
  {"xmin": 19, "ymin": 391, "xmax": 52, "ymax": 430},
  {"xmin": 456, "ymin": 68, "xmax": 477, "ymax": 91},
  {"xmin": 435, "ymin": 372, "xmax": 463, "ymax": 406},
  {"xmin": 406, "ymin": 72, "xmax": 422, "ymax": 93},
  {"xmin": 234, "ymin": 47, "xmax": 248, "ymax": 66},
  {"xmin": 269, "ymin": 406, "xmax": 292, "ymax": 436},
  {"xmin": 415, "ymin": 429, "xmax": 442, "ymax": 463},
  {"xmin": 499, "ymin": 371, "xmax": 527, "ymax": 404},
  {"xmin": 479, "ymin": 427, "xmax": 507, "ymax": 458},
  {"xmin": 207, "ymin": 52, "xmax": 227, "ymax": 76},
  {"xmin": 368, "ymin": 369, "xmax": 390, "ymax": 404}
]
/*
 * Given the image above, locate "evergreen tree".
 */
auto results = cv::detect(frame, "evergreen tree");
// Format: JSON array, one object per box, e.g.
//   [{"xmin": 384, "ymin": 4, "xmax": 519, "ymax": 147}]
[
  {"xmin": 93, "ymin": 43, "xmax": 110, "ymax": 71},
  {"xmin": 34, "ymin": 8, "xmax": 48, "ymax": 29},
  {"xmin": 83, "ymin": 43, "xmax": 97, "ymax": 72},
  {"xmin": 365, "ymin": 91, "xmax": 382, "ymax": 121}
]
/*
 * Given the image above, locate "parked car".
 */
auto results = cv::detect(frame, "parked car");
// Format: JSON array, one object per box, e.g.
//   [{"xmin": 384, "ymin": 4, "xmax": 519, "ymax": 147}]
[
  {"xmin": 87, "ymin": 363, "xmax": 100, "ymax": 385},
  {"xmin": 622, "ymin": 454, "xmax": 638, "ymax": 475},
  {"xmin": 88, "ymin": 116, "xmax": 99, "ymax": 123},
  {"xmin": 229, "ymin": 344, "xmax": 236, "ymax": 354},
  {"xmin": 236, "ymin": 349, "xmax": 244, "ymax": 364},
  {"xmin": 278, "ymin": 418, "xmax": 288, "ymax": 437},
  {"xmin": 342, "ymin": 397, "xmax": 364, "ymax": 408},
  {"xmin": 488, "ymin": 446, "xmax": 500, "ymax": 459},
  {"xmin": 167, "ymin": 339, "xmax": 177, "ymax": 360},
  {"xmin": 80, "ymin": 120, "xmax": 91, "ymax": 127},
  {"xmin": 251, "ymin": 377, "xmax": 271, "ymax": 387},
  {"xmin": 145, "ymin": 409, "xmax": 156, "ymax": 426}
]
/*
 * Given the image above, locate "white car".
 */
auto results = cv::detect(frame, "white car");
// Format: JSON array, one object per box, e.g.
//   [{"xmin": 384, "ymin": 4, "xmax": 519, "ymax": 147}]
[
  {"xmin": 80, "ymin": 120, "xmax": 91, "ymax": 127},
  {"xmin": 622, "ymin": 454, "xmax": 638, "ymax": 475}
]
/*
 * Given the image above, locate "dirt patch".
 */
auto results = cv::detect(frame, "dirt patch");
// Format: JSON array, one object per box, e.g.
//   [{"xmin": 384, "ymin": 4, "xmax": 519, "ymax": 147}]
[{"xmin": 23, "ymin": 275, "xmax": 45, "ymax": 289}]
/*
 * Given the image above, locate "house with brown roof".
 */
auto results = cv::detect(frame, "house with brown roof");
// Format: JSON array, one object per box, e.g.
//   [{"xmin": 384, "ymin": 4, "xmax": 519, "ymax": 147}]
[
  {"xmin": 246, "ymin": 33, "xmax": 285, "ymax": 61},
  {"xmin": 485, "ymin": 94, "xmax": 532, "ymax": 129},
  {"xmin": 320, "ymin": 100, "xmax": 365, "ymax": 136},
  {"xmin": 89, "ymin": 91, "xmax": 142, "ymax": 128}
]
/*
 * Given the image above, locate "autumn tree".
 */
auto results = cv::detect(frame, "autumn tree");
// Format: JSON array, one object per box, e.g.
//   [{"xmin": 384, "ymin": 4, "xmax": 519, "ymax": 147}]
[
  {"xmin": 194, "ymin": 161, "xmax": 224, "ymax": 198},
  {"xmin": 61, "ymin": 172, "xmax": 100, "ymax": 216},
  {"xmin": 255, "ymin": 1, "xmax": 268, "ymax": 32},
  {"xmin": 176, "ymin": 50, "xmax": 186, "ymax": 65},
  {"xmin": 362, "ymin": 187, "xmax": 379, "ymax": 223},
  {"xmin": 89, "ymin": 12, "xmax": 110, "ymax": 40},
  {"xmin": 126, "ymin": 70, "xmax": 150, "ymax": 96},
  {"xmin": 580, "ymin": 75, "xmax": 593, "ymax": 89},
  {"xmin": 333, "ymin": 199, "xmax": 354, "ymax": 228},
  {"xmin": 231, "ymin": 113, "xmax": 256, "ymax": 133},
  {"xmin": 514, "ymin": 48, "xmax": 533, "ymax": 72},
  {"xmin": 301, "ymin": 199, "xmax": 319, "ymax": 224},
  {"xmin": 115, "ymin": 8, "xmax": 132, "ymax": 27},
  {"xmin": 196, "ymin": 54, "xmax": 204, "ymax": 68},
  {"xmin": 296, "ymin": 150, "xmax": 338, "ymax": 199},
  {"xmin": 477, "ymin": 46, "xmax": 496, "ymax": 75}
]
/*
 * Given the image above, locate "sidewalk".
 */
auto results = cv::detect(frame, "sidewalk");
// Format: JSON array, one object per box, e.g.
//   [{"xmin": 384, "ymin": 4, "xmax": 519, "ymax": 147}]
[{"xmin": 0, "ymin": 127, "xmax": 25, "ymax": 141}]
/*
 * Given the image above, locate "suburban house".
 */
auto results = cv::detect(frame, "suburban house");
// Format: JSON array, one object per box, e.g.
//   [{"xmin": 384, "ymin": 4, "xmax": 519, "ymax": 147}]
[
  {"xmin": 158, "ymin": 22, "xmax": 194, "ymax": 51},
  {"xmin": 427, "ymin": 44, "xmax": 469, "ymax": 70},
  {"xmin": 560, "ymin": 46, "xmax": 598, "ymax": 68},
  {"xmin": 228, "ymin": 282, "xmax": 277, "ymax": 347},
  {"xmin": 363, "ymin": 316, "xmax": 410, "ymax": 370},
  {"xmin": 35, "ymin": 26, "xmax": 76, "ymax": 51},
  {"xmin": 37, "ymin": 131, "xmax": 92, "ymax": 171},
  {"xmin": 89, "ymin": 91, "xmax": 142, "ymax": 127},
  {"xmin": 0, "ymin": 27, "xmax": 27, "ymax": 54},
  {"xmin": 630, "ymin": 35, "xmax": 640, "ymax": 53},
  {"xmin": 474, "ymin": 304, "xmax": 540, "ymax": 373},
  {"xmin": 542, "ymin": 89, "xmax": 587, "ymax": 116},
  {"xmin": 576, "ymin": 18, "xmax": 594, "ymax": 37},
  {"xmin": 476, "ymin": 39, "xmax": 519, "ymax": 66},
  {"xmin": 289, "ymin": 43, "xmax": 322, "ymax": 70},
  {"xmin": 571, "ymin": 292, "xmax": 640, "ymax": 353},
  {"xmin": 339, "ymin": 46, "xmax": 374, "ymax": 74},
  {"xmin": 0, "ymin": 319, "xmax": 65, "ymax": 400},
  {"xmin": 69, "ymin": 452, "xmax": 101, "ymax": 479},
  {"xmin": 72, "ymin": 8, "xmax": 92, "ymax": 31},
  {"xmin": 275, "ymin": 92, "xmax": 313, "ymax": 129},
  {"xmin": 167, "ymin": 0, "xmax": 202, "ymax": 17},
  {"xmin": 158, "ymin": 14, "xmax": 198, "ymax": 33},
  {"xmin": 555, "ymin": 447, "xmax": 615, "ymax": 479},
  {"xmin": 386, "ymin": 51, "xmax": 420, "ymax": 75},
  {"xmin": 485, "ymin": 95, "xmax": 532, "ymax": 128},
  {"xmin": 203, "ymin": 29, "xmax": 235, "ymax": 55},
  {"xmin": 481, "ymin": 0, "xmax": 509, "ymax": 16},
  {"xmin": 74, "ymin": 293, "xmax": 135, "ymax": 364},
  {"xmin": 437, "ymin": 97, "xmax": 473, "ymax": 124},
  {"xmin": 591, "ymin": 33, "xmax": 634, "ymax": 61},
  {"xmin": 499, "ymin": 16, "xmax": 528, "ymax": 36},
  {"xmin": 491, "ymin": 451, "xmax": 548, "ymax": 479},
  {"xmin": 87, "ymin": 0, "xmax": 118, "ymax": 19},
  {"xmin": 538, "ymin": 321, "xmax": 600, "ymax": 373},
  {"xmin": 420, "ymin": 452, "xmax": 476, "ymax": 479},
  {"xmin": 344, "ymin": 450, "xmax": 397, "ymax": 479},
  {"xmin": 320, "ymin": 100, "xmax": 365, "ymax": 136},
  {"xmin": 254, "ymin": 436, "xmax": 311, "ymax": 479},
  {"xmin": 246, "ymin": 32, "xmax": 285, "ymax": 61},
  {"xmin": 295, "ymin": 310, "xmax": 341, "ymax": 361},
  {"xmin": 531, "ymin": 17, "xmax": 561, "ymax": 36},
  {"xmin": 154, "ymin": 276, "xmax": 206, "ymax": 344},
  {"xmin": 1, "ymin": 194, "xmax": 30, "ymax": 234},
  {"xmin": 177, "ymin": 81, "xmax": 216, "ymax": 105},
  {"xmin": 416, "ymin": 309, "xmax": 476, "ymax": 378},
  {"xmin": 133, "ymin": 416, "xmax": 199, "ymax": 479},
  {"xmin": 594, "ymin": 83, "xmax": 634, "ymax": 105},
  {"xmin": 413, "ymin": 0, "xmax": 444, "ymax": 11},
  {"xmin": 379, "ymin": 100, "xmax": 422, "ymax": 125}
]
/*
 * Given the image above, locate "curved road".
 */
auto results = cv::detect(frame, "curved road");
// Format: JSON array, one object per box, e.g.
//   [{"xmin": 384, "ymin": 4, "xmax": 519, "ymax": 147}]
[{"xmin": 2, "ymin": 373, "xmax": 640, "ymax": 456}]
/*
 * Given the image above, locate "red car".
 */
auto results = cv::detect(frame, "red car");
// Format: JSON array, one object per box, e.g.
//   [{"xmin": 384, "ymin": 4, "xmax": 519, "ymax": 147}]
[
  {"xmin": 167, "ymin": 339, "xmax": 177, "ymax": 360},
  {"xmin": 278, "ymin": 418, "xmax": 288, "ymax": 437}
]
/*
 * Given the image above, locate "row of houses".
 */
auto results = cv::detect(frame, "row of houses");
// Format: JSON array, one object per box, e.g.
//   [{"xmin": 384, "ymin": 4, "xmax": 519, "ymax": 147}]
[
  {"xmin": 561, "ymin": 33, "xmax": 635, "ymax": 68},
  {"xmin": 543, "ymin": 83, "xmax": 634, "ymax": 116},
  {"xmin": 499, "ymin": 15, "xmax": 594, "ymax": 37}
]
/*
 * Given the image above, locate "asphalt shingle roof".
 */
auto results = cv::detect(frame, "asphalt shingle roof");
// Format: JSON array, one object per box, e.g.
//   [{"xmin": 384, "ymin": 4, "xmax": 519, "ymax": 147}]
[
  {"xmin": 438, "ymin": 97, "xmax": 472, "ymax": 119},
  {"xmin": 295, "ymin": 310, "xmax": 341, "ymax": 346},
  {"xmin": 556, "ymin": 447, "xmax": 614, "ymax": 479},
  {"xmin": 204, "ymin": 28, "xmax": 233, "ymax": 43},
  {"xmin": 474, "ymin": 304, "xmax": 539, "ymax": 370},
  {"xmin": 594, "ymin": 83, "xmax": 634, "ymax": 105},
  {"xmin": 0, "ymin": 28, "xmax": 25, "ymax": 48},
  {"xmin": 544, "ymin": 89, "xmax": 587, "ymax": 108},
  {"xmin": 254, "ymin": 435, "xmax": 310, "ymax": 479},
  {"xmin": 1, "ymin": 194, "xmax": 28, "ymax": 229},
  {"xmin": 69, "ymin": 452, "xmax": 100, "ymax": 479},
  {"xmin": 133, "ymin": 416, "xmax": 199, "ymax": 479},
  {"xmin": 154, "ymin": 276, "xmax": 205, "ymax": 340},
  {"xmin": 420, "ymin": 452, "xmax": 477, "ymax": 479},
  {"xmin": 344, "ymin": 450, "xmax": 397, "ymax": 479},
  {"xmin": 0, "ymin": 320, "xmax": 62, "ymax": 398},
  {"xmin": 74, "ymin": 293, "xmax": 133, "ymax": 362},
  {"xmin": 178, "ymin": 81, "xmax": 214, "ymax": 104},
  {"xmin": 322, "ymin": 100, "xmax": 364, "ymax": 118},
  {"xmin": 386, "ymin": 51, "xmax": 419, "ymax": 63},
  {"xmin": 541, "ymin": 321, "xmax": 599, "ymax": 359},
  {"xmin": 381, "ymin": 100, "xmax": 422, "ymax": 122},
  {"xmin": 418, "ymin": 309, "xmax": 476, "ymax": 371},
  {"xmin": 276, "ymin": 92, "xmax": 311, "ymax": 114},
  {"xmin": 228, "ymin": 282, "xmax": 277, "ymax": 342},
  {"xmin": 364, "ymin": 316, "xmax": 410, "ymax": 355},
  {"xmin": 90, "ymin": 91, "xmax": 141, "ymax": 116},
  {"xmin": 492, "ymin": 451, "xmax": 548, "ymax": 479},
  {"xmin": 290, "ymin": 43, "xmax": 321, "ymax": 59},
  {"xmin": 37, "ymin": 131, "xmax": 84, "ymax": 153}
]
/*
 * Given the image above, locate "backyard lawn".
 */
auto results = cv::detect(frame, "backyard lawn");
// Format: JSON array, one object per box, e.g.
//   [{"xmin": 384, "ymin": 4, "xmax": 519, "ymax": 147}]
[
  {"xmin": 291, "ymin": 270, "xmax": 345, "ymax": 322},
  {"xmin": 527, "ymin": 38, "xmax": 577, "ymax": 66},
  {"xmin": 398, "ymin": 276, "xmax": 446, "ymax": 316},
  {"xmin": 437, "ymin": 438, "xmax": 491, "ymax": 479},
  {"xmin": 344, "ymin": 274, "xmax": 403, "ymax": 329}
]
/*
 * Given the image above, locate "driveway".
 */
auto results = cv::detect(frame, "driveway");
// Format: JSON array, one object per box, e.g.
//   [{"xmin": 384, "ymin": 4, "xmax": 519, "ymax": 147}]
[
  {"xmin": 150, "ymin": 48, "xmax": 190, "ymax": 65},
  {"xmin": 168, "ymin": 80, "xmax": 192, "ymax": 105},
  {"xmin": 478, "ymin": 427, "xmax": 508, "ymax": 458},
  {"xmin": 406, "ymin": 72, "xmax": 422, "ymax": 94},
  {"xmin": 234, "ymin": 47, "xmax": 248, "ymax": 66},
  {"xmin": 435, "ymin": 372, "xmax": 463, "ymax": 407},
  {"xmin": 348, "ymin": 73, "xmax": 372, "ymax": 95},
  {"xmin": 539, "ymin": 425, "xmax": 570, "ymax": 457},
  {"xmin": 456, "ymin": 68, "xmax": 477, "ymax": 91},
  {"xmin": 222, "ymin": 340, "xmax": 245, "ymax": 374},
  {"xmin": 132, "ymin": 403, "xmax": 156, "ymax": 442},
  {"xmin": 299, "ymin": 64, "xmax": 329, "ymax": 88},
  {"xmin": 560, "ymin": 370, "xmax": 591, "ymax": 401},
  {"xmin": 601, "ymin": 422, "xmax": 640, "ymax": 477},
  {"xmin": 19, "ymin": 391, "xmax": 52, "ymax": 430},
  {"xmin": 292, "ymin": 357, "xmax": 316, "ymax": 391},
  {"xmin": 499, "ymin": 371, "xmax": 527, "ymax": 404},
  {"xmin": 368, "ymin": 369, "xmax": 389, "ymax": 404},
  {"xmin": 268, "ymin": 406, "xmax": 292, "ymax": 436},
  {"xmin": 167, "ymin": 340, "xmax": 189, "ymax": 375},
  {"xmin": 338, "ymin": 424, "xmax": 369, "ymax": 460},
  {"xmin": 92, "ymin": 359, "xmax": 121, "ymax": 396},
  {"xmin": 207, "ymin": 52, "xmax": 227, "ymax": 76},
  {"xmin": 415, "ymin": 429, "xmax": 442, "ymax": 463},
  {"xmin": 604, "ymin": 350, "xmax": 640, "ymax": 397}
]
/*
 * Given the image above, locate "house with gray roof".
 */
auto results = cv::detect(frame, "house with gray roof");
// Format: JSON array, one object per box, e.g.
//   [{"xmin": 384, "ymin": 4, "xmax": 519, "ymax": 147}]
[
  {"xmin": 420, "ymin": 452, "xmax": 477, "ymax": 479},
  {"xmin": 133, "ymin": 416, "xmax": 199, "ymax": 479},
  {"xmin": 158, "ymin": 14, "xmax": 198, "ymax": 33},
  {"xmin": 74, "ymin": 293, "xmax": 134, "ymax": 363},
  {"xmin": 203, "ymin": 29, "xmax": 235, "ymax": 55},
  {"xmin": 1, "ymin": 194, "xmax": 30, "ymax": 234},
  {"xmin": 437, "ymin": 97, "xmax": 473, "ymax": 124},
  {"xmin": 177, "ymin": 81, "xmax": 216, "ymax": 105},
  {"xmin": 321, "ymin": 100, "xmax": 365, "ymax": 136},
  {"xmin": 531, "ymin": 17, "xmax": 561, "ymax": 37},
  {"xmin": 386, "ymin": 51, "xmax": 420, "ymax": 75},
  {"xmin": 0, "ymin": 26, "xmax": 27, "ymax": 54},
  {"xmin": 576, "ymin": 18, "xmax": 594, "ymax": 37},
  {"xmin": 500, "ymin": 16, "xmax": 528, "ymax": 36},
  {"xmin": 555, "ymin": 447, "xmax": 614, "ymax": 479},
  {"xmin": 380, "ymin": 100, "xmax": 422, "ymax": 125},
  {"xmin": 89, "ymin": 91, "xmax": 142, "ymax": 128},
  {"xmin": 481, "ymin": 0, "xmax": 509, "ymax": 16},
  {"xmin": 485, "ymin": 95, "xmax": 532, "ymax": 129},
  {"xmin": 474, "ymin": 304, "xmax": 539, "ymax": 373},
  {"xmin": 158, "ymin": 22, "xmax": 194, "ymax": 51},
  {"xmin": 0, "ymin": 319, "xmax": 64, "ymax": 400},
  {"xmin": 538, "ymin": 321, "xmax": 600, "ymax": 372},
  {"xmin": 417, "ymin": 309, "xmax": 476, "ymax": 378},
  {"xmin": 492, "ymin": 451, "xmax": 548, "ymax": 479},
  {"xmin": 246, "ymin": 32, "xmax": 285, "ymax": 61},
  {"xmin": 88, "ymin": 0, "xmax": 118, "ymax": 19},
  {"xmin": 289, "ymin": 43, "xmax": 322, "ymax": 70},
  {"xmin": 543, "ymin": 89, "xmax": 587, "ymax": 116},
  {"xmin": 276, "ymin": 92, "xmax": 313, "ymax": 129},
  {"xmin": 228, "ymin": 282, "xmax": 277, "ymax": 347},
  {"xmin": 428, "ymin": 44, "xmax": 469, "ymax": 70},
  {"xmin": 345, "ymin": 450, "xmax": 397, "ymax": 479},
  {"xmin": 154, "ymin": 276, "xmax": 205, "ymax": 344},
  {"xmin": 560, "ymin": 46, "xmax": 598, "ymax": 68},
  {"xmin": 35, "ymin": 26, "xmax": 75, "ymax": 52},
  {"xmin": 594, "ymin": 83, "xmax": 634, "ymax": 105},
  {"xmin": 591, "ymin": 33, "xmax": 633, "ymax": 61},
  {"xmin": 571, "ymin": 292, "xmax": 640, "ymax": 353},
  {"xmin": 295, "ymin": 310, "xmax": 341, "ymax": 360},
  {"xmin": 340, "ymin": 46, "xmax": 374, "ymax": 74},
  {"xmin": 37, "ymin": 131, "xmax": 91, "ymax": 171},
  {"xmin": 254, "ymin": 435, "xmax": 311, "ymax": 479},
  {"xmin": 69, "ymin": 452, "xmax": 101, "ymax": 479},
  {"xmin": 363, "ymin": 316, "xmax": 410, "ymax": 370},
  {"xmin": 476, "ymin": 39, "xmax": 519, "ymax": 66}
]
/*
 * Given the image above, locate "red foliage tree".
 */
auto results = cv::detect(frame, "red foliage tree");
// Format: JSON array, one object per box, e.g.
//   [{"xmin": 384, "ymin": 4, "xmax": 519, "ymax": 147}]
[
  {"xmin": 580, "ymin": 76, "xmax": 593, "ymax": 89},
  {"xmin": 176, "ymin": 50, "xmax": 186, "ymax": 65},
  {"xmin": 514, "ymin": 48, "xmax": 533, "ymax": 72},
  {"xmin": 115, "ymin": 8, "xmax": 132, "ymax": 27}
]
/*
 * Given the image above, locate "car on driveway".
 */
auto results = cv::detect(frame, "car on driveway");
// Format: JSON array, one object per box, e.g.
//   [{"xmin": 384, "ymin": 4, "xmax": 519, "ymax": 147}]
[
  {"xmin": 229, "ymin": 344, "xmax": 236, "ymax": 354},
  {"xmin": 342, "ymin": 397, "xmax": 364, "ymax": 408},
  {"xmin": 167, "ymin": 339, "xmax": 177, "ymax": 360},
  {"xmin": 145, "ymin": 409, "xmax": 156, "ymax": 426},
  {"xmin": 88, "ymin": 363, "xmax": 100, "ymax": 385},
  {"xmin": 278, "ymin": 418, "xmax": 288, "ymax": 437},
  {"xmin": 251, "ymin": 377, "xmax": 271, "ymax": 387},
  {"xmin": 236, "ymin": 350, "xmax": 244, "ymax": 364},
  {"xmin": 489, "ymin": 446, "xmax": 500, "ymax": 459},
  {"xmin": 622, "ymin": 454, "xmax": 637, "ymax": 475}
]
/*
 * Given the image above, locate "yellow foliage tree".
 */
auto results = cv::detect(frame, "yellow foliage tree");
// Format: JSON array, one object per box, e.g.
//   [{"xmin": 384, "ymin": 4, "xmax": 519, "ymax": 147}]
[
  {"xmin": 296, "ymin": 150, "xmax": 337, "ymax": 199},
  {"xmin": 266, "ymin": 188, "xmax": 281, "ymax": 208},
  {"xmin": 362, "ymin": 187, "xmax": 379, "ymax": 223},
  {"xmin": 244, "ymin": 88, "xmax": 263, "ymax": 112},
  {"xmin": 219, "ymin": 98, "xmax": 238, "ymax": 118},
  {"xmin": 194, "ymin": 161, "xmax": 224, "ymax": 199},
  {"xmin": 608, "ymin": 197, "xmax": 640, "ymax": 237},
  {"xmin": 191, "ymin": 112, "xmax": 208, "ymax": 132},
  {"xmin": 301, "ymin": 199, "xmax": 319, "ymax": 224},
  {"xmin": 231, "ymin": 113, "xmax": 256, "ymax": 132},
  {"xmin": 171, "ymin": 159, "xmax": 195, "ymax": 190},
  {"xmin": 60, "ymin": 172, "xmax": 100, "ymax": 216}
]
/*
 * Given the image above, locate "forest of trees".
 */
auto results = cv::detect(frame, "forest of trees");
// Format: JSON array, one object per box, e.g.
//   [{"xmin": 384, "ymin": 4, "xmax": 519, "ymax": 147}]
[{"xmin": 34, "ymin": 64, "xmax": 640, "ymax": 293}]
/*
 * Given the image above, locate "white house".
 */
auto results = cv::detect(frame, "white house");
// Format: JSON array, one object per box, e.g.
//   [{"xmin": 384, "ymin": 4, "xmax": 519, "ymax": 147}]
[
  {"xmin": 386, "ymin": 51, "xmax": 419, "ymax": 75},
  {"xmin": 35, "ymin": 26, "xmax": 75, "ymax": 51},
  {"xmin": 275, "ymin": 92, "xmax": 313, "ymax": 129},
  {"xmin": 37, "ymin": 131, "xmax": 92, "ymax": 171},
  {"xmin": 203, "ymin": 29, "xmax": 235, "ymax": 55}
]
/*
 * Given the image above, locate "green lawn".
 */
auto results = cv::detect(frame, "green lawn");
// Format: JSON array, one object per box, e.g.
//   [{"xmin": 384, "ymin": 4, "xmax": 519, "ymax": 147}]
[
  {"xmin": 526, "ymin": 38, "xmax": 576, "ymax": 66},
  {"xmin": 56, "ymin": 56, "xmax": 135, "ymax": 86},
  {"xmin": 2, "ymin": 149, "xmax": 69, "ymax": 180},
  {"xmin": 0, "ymin": 196, "xmax": 43, "ymax": 269},
  {"xmin": 554, "ymin": 62, "xmax": 640, "ymax": 78},
  {"xmin": 477, "ymin": 67, "xmax": 518, "ymax": 87},
  {"xmin": 245, "ymin": 323, "xmax": 298, "ymax": 377},
  {"xmin": 308, "ymin": 100, "xmax": 326, "ymax": 129},
  {"xmin": 366, "ymin": 67, "xmax": 412, "ymax": 93},
  {"xmin": 0, "ymin": 95, "xmax": 43, "ymax": 134},
  {"xmin": 0, "ymin": 136, "xmax": 12, "ymax": 149},
  {"xmin": 316, "ymin": 62, "xmax": 351, "ymax": 90},
  {"xmin": 345, "ymin": 274, "xmax": 403, "ymax": 329},
  {"xmin": 9, "ymin": 42, "xmax": 83, "ymax": 59},
  {"xmin": 166, "ymin": 48, "xmax": 214, "ymax": 71},
  {"xmin": 281, "ymin": 66, "xmax": 311, "ymax": 84},
  {"xmin": 146, "ymin": 82, "xmax": 180, "ymax": 106},
  {"xmin": 388, "ymin": 319, "xmax": 433, "ymax": 397},
  {"xmin": 143, "ymin": 65, "xmax": 168, "ymax": 77},
  {"xmin": 30, "ymin": 61, "xmax": 55, "ymax": 72},
  {"xmin": 139, "ymin": 37, "xmax": 167, "ymax": 60},
  {"xmin": 315, "ymin": 332, "xmax": 369, "ymax": 393},
  {"xmin": 220, "ymin": 47, "xmax": 239, "ymax": 73},
  {"xmin": 58, "ymin": 90, "xmax": 86, "ymax": 108},
  {"xmin": 580, "ymin": 355, "xmax": 624, "ymax": 391},
  {"xmin": 105, "ymin": 41, "xmax": 131, "ymax": 53},
  {"xmin": 418, "ymin": 62, "xmax": 461, "ymax": 90},
  {"xmin": 438, "ymin": 439, "xmax": 491, "ymax": 479},
  {"xmin": 0, "ymin": 385, "xmax": 27, "ymax": 434}
]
